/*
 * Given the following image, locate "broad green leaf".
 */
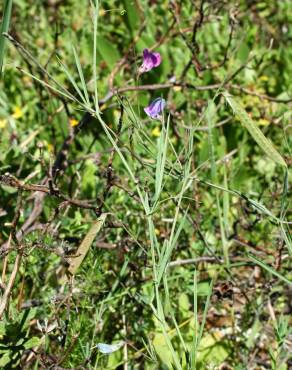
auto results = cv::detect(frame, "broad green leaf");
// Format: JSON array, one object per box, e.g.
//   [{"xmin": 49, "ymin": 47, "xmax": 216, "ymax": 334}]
[
  {"xmin": 24, "ymin": 336, "xmax": 41, "ymax": 349},
  {"xmin": 82, "ymin": 159, "xmax": 98, "ymax": 193},
  {"xmin": 237, "ymin": 42, "xmax": 250, "ymax": 63},
  {"xmin": 178, "ymin": 292, "xmax": 190, "ymax": 313},
  {"xmin": 152, "ymin": 333, "xmax": 174, "ymax": 368},
  {"xmin": 0, "ymin": 184, "xmax": 18, "ymax": 194},
  {"xmin": 0, "ymin": 352, "xmax": 11, "ymax": 367},
  {"xmin": 196, "ymin": 281, "xmax": 212, "ymax": 296},
  {"xmin": 122, "ymin": 0, "xmax": 140, "ymax": 33},
  {"xmin": 96, "ymin": 36, "xmax": 120, "ymax": 68},
  {"xmin": 197, "ymin": 332, "xmax": 230, "ymax": 368},
  {"xmin": 223, "ymin": 92, "xmax": 287, "ymax": 167}
]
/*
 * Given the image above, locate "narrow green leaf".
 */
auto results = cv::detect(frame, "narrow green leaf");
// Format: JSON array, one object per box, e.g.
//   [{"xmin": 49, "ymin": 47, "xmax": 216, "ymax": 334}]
[
  {"xmin": 92, "ymin": 0, "xmax": 99, "ymax": 113},
  {"xmin": 122, "ymin": 0, "xmax": 140, "ymax": 33},
  {"xmin": 57, "ymin": 57, "xmax": 88, "ymax": 106},
  {"xmin": 157, "ymin": 210, "xmax": 188, "ymax": 285},
  {"xmin": 0, "ymin": 0, "xmax": 13, "ymax": 76},
  {"xmin": 248, "ymin": 254, "xmax": 292, "ymax": 286},
  {"xmin": 223, "ymin": 92, "xmax": 287, "ymax": 167},
  {"xmin": 206, "ymin": 100, "xmax": 229, "ymax": 265},
  {"xmin": 190, "ymin": 270, "xmax": 198, "ymax": 368},
  {"xmin": 18, "ymin": 67, "xmax": 79, "ymax": 104},
  {"xmin": 72, "ymin": 46, "xmax": 90, "ymax": 106},
  {"xmin": 154, "ymin": 115, "xmax": 169, "ymax": 203},
  {"xmin": 197, "ymin": 278, "xmax": 214, "ymax": 350}
]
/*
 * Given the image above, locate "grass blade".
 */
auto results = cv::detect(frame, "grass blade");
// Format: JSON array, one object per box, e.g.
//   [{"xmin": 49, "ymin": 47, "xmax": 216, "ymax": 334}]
[
  {"xmin": 154, "ymin": 115, "xmax": 169, "ymax": 203},
  {"xmin": 248, "ymin": 254, "xmax": 292, "ymax": 286},
  {"xmin": 0, "ymin": 0, "xmax": 13, "ymax": 76},
  {"xmin": 206, "ymin": 100, "xmax": 229, "ymax": 265},
  {"xmin": 190, "ymin": 270, "xmax": 198, "ymax": 369},
  {"xmin": 18, "ymin": 67, "xmax": 79, "ymax": 104},
  {"xmin": 223, "ymin": 92, "xmax": 287, "ymax": 168},
  {"xmin": 72, "ymin": 45, "xmax": 90, "ymax": 107},
  {"xmin": 196, "ymin": 278, "xmax": 214, "ymax": 350},
  {"xmin": 57, "ymin": 56, "xmax": 88, "ymax": 106},
  {"xmin": 92, "ymin": 0, "xmax": 99, "ymax": 114}
]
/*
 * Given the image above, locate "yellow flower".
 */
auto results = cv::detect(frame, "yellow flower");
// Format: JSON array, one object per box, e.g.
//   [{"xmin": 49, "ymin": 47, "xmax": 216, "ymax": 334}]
[
  {"xmin": 22, "ymin": 75, "xmax": 33, "ymax": 87},
  {"xmin": 0, "ymin": 119, "xmax": 7, "ymax": 128},
  {"xmin": 151, "ymin": 126, "xmax": 161, "ymax": 137},
  {"xmin": 171, "ymin": 136, "xmax": 177, "ymax": 145},
  {"xmin": 12, "ymin": 106, "xmax": 24, "ymax": 119},
  {"xmin": 69, "ymin": 118, "xmax": 79, "ymax": 127},
  {"xmin": 113, "ymin": 110, "xmax": 120, "ymax": 119},
  {"xmin": 99, "ymin": 8, "xmax": 106, "ymax": 17},
  {"xmin": 47, "ymin": 143, "xmax": 54, "ymax": 153},
  {"xmin": 259, "ymin": 75, "xmax": 269, "ymax": 82},
  {"xmin": 258, "ymin": 118, "xmax": 270, "ymax": 126}
]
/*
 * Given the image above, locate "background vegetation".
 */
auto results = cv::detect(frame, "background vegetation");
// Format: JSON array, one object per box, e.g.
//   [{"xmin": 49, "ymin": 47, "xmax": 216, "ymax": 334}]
[{"xmin": 0, "ymin": 0, "xmax": 291, "ymax": 368}]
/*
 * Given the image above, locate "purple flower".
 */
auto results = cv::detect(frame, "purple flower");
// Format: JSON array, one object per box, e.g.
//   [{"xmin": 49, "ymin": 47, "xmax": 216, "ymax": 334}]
[
  {"xmin": 138, "ymin": 49, "xmax": 161, "ymax": 74},
  {"xmin": 144, "ymin": 98, "xmax": 166, "ymax": 119}
]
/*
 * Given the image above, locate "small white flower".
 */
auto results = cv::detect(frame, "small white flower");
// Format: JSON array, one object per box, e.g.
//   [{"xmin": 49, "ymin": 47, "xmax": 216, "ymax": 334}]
[{"xmin": 95, "ymin": 341, "xmax": 124, "ymax": 354}]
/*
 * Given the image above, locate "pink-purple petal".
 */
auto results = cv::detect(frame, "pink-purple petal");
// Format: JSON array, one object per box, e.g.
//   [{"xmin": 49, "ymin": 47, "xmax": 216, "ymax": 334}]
[
  {"xmin": 139, "ymin": 48, "xmax": 162, "ymax": 73},
  {"xmin": 143, "ymin": 48, "xmax": 150, "ymax": 58},
  {"xmin": 144, "ymin": 98, "xmax": 166, "ymax": 119},
  {"xmin": 152, "ymin": 52, "xmax": 161, "ymax": 67}
]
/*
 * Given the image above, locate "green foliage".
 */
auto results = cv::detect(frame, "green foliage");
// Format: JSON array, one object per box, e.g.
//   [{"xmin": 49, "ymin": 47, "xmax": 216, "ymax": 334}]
[
  {"xmin": 0, "ymin": 0, "xmax": 291, "ymax": 369},
  {"xmin": 0, "ymin": 309, "xmax": 41, "ymax": 368}
]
